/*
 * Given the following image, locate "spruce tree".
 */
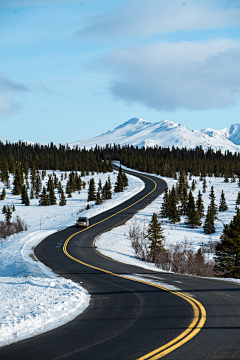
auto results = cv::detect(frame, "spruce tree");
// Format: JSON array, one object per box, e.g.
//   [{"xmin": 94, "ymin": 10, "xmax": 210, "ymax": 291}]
[
  {"xmin": 95, "ymin": 189, "xmax": 102, "ymax": 205},
  {"xmin": 236, "ymin": 192, "xmax": 240, "ymax": 206},
  {"xmin": 168, "ymin": 186, "xmax": 180, "ymax": 223},
  {"xmin": 147, "ymin": 212, "xmax": 165, "ymax": 259},
  {"xmin": 5, "ymin": 206, "xmax": 12, "ymax": 223},
  {"xmin": 1, "ymin": 188, "xmax": 6, "ymax": 200},
  {"xmin": 2, "ymin": 205, "xmax": 7, "ymax": 214},
  {"xmin": 160, "ymin": 188, "xmax": 169, "ymax": 218},
  {"xmin": 35, "ymin": 173, "xmax": 42, "ymax": 198},
  {"xmin": 88, "ymin": 178, "xmax": 96, "ymax": 201},
  {"xmin": 196, "ymin": 190, "xmax": 205, "ymax": 219},
  {"xmin": 209, "ymin": 186, "xmax": 218, "ymax": 221},
  {"xmin": 214, "ymin": 209, "xmax": 240, "ymax": 278},
  {"xmin": 219, "ymin": 190, "xmax": 228, "ymax": 211},
  {"xmin": 180, "ymin": 187, "xmax": 188, "ymax": 215},
  {"xmin": 21, "ymin": 185, "xmax": 30, "ymax": 206},
  {"xmin": 39, "ymin": 187, "xmax": 50, "ymax": 206},
  {"xmin": 98, "ymin": 179, "xmax": 102, "ymax": 191},
  {"xmin": 12, "ymin": 166, "xmax": 23, "ymax": 195},
  {"xmin": 185, "ymin": 190, "xmax": 201, "ymax": 228},
  {"xmin": 202, "ymin": 178, "xmax": 207, "ymax": 193},
  {"xmin": 59, "ymin": 189, "xmax": 66, "ymax": 206},
  {"xmin": 203, "ymin": 205, "xmax": 215, "ymax": 234},
  {"xmin": 114, "ymin": 166, "xmax": 124, "ymax": 193},
  {"xmin": 49, "ymin": 185, "xmax": 57, "ymax": 205}
]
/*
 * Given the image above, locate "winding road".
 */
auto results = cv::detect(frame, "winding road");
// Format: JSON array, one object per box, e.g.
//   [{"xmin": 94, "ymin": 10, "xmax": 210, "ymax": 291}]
[{"xmin": 1, "ymin": 168, "xmax": 240, "ymax": 360}]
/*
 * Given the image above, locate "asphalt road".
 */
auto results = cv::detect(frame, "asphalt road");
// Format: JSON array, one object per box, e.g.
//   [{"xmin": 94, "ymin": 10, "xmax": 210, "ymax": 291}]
[{"xmin": 1, "ymin": 168, "xmax": 240, "ymax": 360}]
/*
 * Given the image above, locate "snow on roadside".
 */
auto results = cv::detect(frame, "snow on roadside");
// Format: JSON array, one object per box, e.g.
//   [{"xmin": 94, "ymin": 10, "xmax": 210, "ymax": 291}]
[
  {"xmin": 95, "ymin": 167, "xmax": 240, "ymax": 285},
  {"xmin": 0, "ymin": 170, "xmax": 144, "ymax": 347}
]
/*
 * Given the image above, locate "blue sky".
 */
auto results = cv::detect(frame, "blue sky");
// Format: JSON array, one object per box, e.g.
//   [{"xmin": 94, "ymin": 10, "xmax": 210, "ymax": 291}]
[{"xmin": 0, "ymin": 0, "xmax": 240, "ymax": 143}]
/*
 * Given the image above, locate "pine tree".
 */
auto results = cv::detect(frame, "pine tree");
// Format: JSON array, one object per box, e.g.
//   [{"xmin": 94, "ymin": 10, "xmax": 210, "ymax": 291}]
[
  {"xmin": 203, "ymin": 205, "xmax": 215, "ymax": 234},
  {"xmin": 209, "ymin": 185, "xmax": 218, "ymax": 221},
  {"xmin": 2, "ymin": 205, "xmax": 7, "ymax": 214},
  {"xmin": 95, "ymin": 189, "xmax": 102, "ymax": 205},
  {"xmin": 168, "ymin": 186, "xmax": 180, "ymax": 223},
  {"xmin": 5, "ymin": 206, "xmax": 12, "ymax": 223},
  {"xmin": 114, "ymin": 166, "xmax": 124, "ymax": 193},
  {"xmin": 21, "ymin": 185, "xmax": 30, "ymax": 206},
  {"xmin": 160, "ymin": 188, "xmax": 169, "ymax": 218},
  {"xmin": 214, "ymin": 209, "xmax": 240, "ymax": 278},
  {"xmin": 12, "ymin": 204, "xmax": 16, "ymax": 212},
  {"xmin": 98, "ymin": 179, "xmax": 102, "ymax": 191},
  {"xmin": 49, "ymin": 185, "xmax": 57, "ymax": 205},
  {"xmin": 179, "ymin": 187, "xmax": 188, "ymax": 215},
  {"xmin": 196, "ymin": 190, "xmax": 205, "ymax": 219},
  {"xmin": 12, "ymin": 166, "xmax": 24, "ymax": 195},
  {"xmin": 0, "ymin": 187, "xmax": 6, "ymax": 200},
  {"xmin": 236, "ymin": 192, "xmax": 240, "ymax": 206},
  {"xmin": 191, "ymin": 179, "xmax": 196, "ymax": 191},
  {"xmin": 35, "ymin": 173, "xmax": 42, "ymax": 199},
  {"xmin": 88, "ymin": 178, "xmax": 96, "ymax": 201},
  {"xmin": 219, "ymin": 190, "xmax": 228, "ymax": 211},
  {"xmin": 185, "ymin": 191, "xmax": 201, "ymax": 228},
  {"xmin": 39, "ymin": 187, "xmax": 50, "ymax": 206},
  {"xmin": 147, "ymin": 212, "xmax": 165, "ymax": 259},
  {"xmin": 59, "ymin": 189, "xmax": 66, "ymax": 206},
  {"xmin": 30, "ymin": 187, "xmax": 34, "ymax": 199},
  {"xmin": 202, "ymin": 178, "xmax": 207, "ymax": 193}
]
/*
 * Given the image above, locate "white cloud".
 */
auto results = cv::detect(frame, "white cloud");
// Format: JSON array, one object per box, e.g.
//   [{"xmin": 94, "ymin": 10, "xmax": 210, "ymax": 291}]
[
  {"xmin": 0, "ymin": 72, "xmax": 30, "ymax": 118},
  {"xmin": 104, "ymin": 39, "xmax": 240, "ymax": 111},
  {"xmin": 75, "ymin": 0, "xmax": 240, "ymax": 38}
]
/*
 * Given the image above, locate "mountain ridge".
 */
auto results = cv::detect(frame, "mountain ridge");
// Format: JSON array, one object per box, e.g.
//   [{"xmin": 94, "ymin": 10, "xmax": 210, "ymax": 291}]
[{"xmin": 21, "ymin": 118, "xmax": 240, "ymax": 153}]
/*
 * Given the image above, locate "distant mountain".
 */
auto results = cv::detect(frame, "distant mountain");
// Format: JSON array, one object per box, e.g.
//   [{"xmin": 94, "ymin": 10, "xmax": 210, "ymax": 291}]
[{"xmin": 67, "ymin": 118, "xmax": 240, "ymax": 153}]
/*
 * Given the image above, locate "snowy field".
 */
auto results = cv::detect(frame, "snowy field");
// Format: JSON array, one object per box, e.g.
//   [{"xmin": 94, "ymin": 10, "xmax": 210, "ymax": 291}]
[
  {"xmin": 0, "ymin": 170, "xmax": 144, "ymax": 347},
  {"xmin": 96, "ymin": 167, "xmax": 240, "ymax": 284}
]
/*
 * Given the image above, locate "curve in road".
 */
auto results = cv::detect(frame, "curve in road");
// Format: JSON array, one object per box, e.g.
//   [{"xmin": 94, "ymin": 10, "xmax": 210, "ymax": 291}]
[{"xmin": 1, "ymin": 168, "xmax": 240, "ymax": 360}]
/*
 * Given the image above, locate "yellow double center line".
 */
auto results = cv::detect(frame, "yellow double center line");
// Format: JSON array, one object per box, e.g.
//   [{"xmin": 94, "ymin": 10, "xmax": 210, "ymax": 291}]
[{"xmin": 62, "ymin": 174, "xmax": 206, "ymax": 359}]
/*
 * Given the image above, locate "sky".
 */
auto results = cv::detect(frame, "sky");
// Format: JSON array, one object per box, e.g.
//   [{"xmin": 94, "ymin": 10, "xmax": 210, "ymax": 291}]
[{"xmin": 0, "ymin": 0, "xmax": 240, "ymax": 144}]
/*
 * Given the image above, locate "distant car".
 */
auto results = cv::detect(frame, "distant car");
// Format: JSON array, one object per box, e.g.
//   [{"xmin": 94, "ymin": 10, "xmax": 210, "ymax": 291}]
[{"xmin": 76, "ymin": 217, "xmax": 89, "ymax": 228}]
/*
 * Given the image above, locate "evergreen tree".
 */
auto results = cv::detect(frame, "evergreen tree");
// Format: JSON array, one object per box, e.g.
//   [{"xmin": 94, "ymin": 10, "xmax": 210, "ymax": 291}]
[
  {"xmin": 224, "ymin": 174, "xmax": 229, "ymax": 183},
  {"xmin": 231, "ymin": 175, "xmax": 236, "ymax": 183},
  {"xmin": 98, "ymin": 179, "xmax": 102, "ymax": 191},
  {"xmin": 147, "ymin": 212, "xmax": 165, "ymax": 259},
  {"xmin": 59, "ymin": 189, "xmax": 66, "ymax": 206},
  {"xmin": 21, "ymin": 185, "xmax": 30, "ymax": 206},
  {"xmin": 95, "ymin": 189, "xmax": 102, "ymax": 205},
  {"xmin": 203, "ymin": 205, "xmax": 215, "ymax": 234},
  {"xmin": 66, "ymin": 182, "xmax": 72, "ymax": 198},
  {"xmin": 49, "ymin": 185, "xmax": 57, "ymax": 205},
  {"xmin": 88, "ymin": 178, "xmax": 96, "ymax": 201},
  {"xmin": 209, "ymin": 185, "xmax": 218, "ymax": 221},
  {"xmin": 30, "ymin": 187, "xmax": 34, "ymax": 199},
  {"xmin": 196, "ymin": 190, "xmax": 205, "ymax": 219},
  {"xmin": 236, "ymin": 192, "xmax": 240, "ymax": 206},
  {"xmin": 179, "ymin": 187, "xmax": 188, "ymax": 215},
  {"xmin": 214, "ymin": 209, "xmax": 240, "ymax": 278},
  {"xmin": 2, "ymin": 205, "xmax": 7, "ymax": 214},
  {"xmin": 160, "ymin": 188, "xmax": 169, "ymax": 218},
  {"xmin": 12, "ymin": 204, "xmax": 15, "ymax": 212},
  {"xmin": 12, "ymin": 166, "xmax": 24, "ymax": 195},
  {"xmin": 35, "ymin": 173, "xmax": 42, "ymax": 198},
  {"xmin": 185, "ymin": 191, "xmax": 201, "ymax": 228},
  {"xmin": 114, "ymin": 166, "xmax": 124, "ymax": 193},
  {"xmin": 219, "ymin": 190, "xmax": 228, "ymax": 211},
  {"xmin": 0, "ymin": 187, "xmax": 6, "ymax": 200},
  {"xmin": 5, "ymin": 206, "xmax": 12, "ymax": 223},
  {"xmin": 168, "ymin": 186, "xmax": 180, "ymax": 223},
  {"xmin": 39, "ymin": 187, "xmax": 50, "ymax": 206},
  {"xmin": 191, "ymin": 179, "xmax": 196, "ymax": 191},
  {"xmin": 202, "ymin": 178, "xmax": 207, "ymax": 193}
]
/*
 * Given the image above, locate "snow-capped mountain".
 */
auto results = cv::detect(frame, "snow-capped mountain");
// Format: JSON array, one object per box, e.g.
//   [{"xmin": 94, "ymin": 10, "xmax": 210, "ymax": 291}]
[{"xmin": 67, "ymin": 118, "xmax": 240, "ymax": 153}]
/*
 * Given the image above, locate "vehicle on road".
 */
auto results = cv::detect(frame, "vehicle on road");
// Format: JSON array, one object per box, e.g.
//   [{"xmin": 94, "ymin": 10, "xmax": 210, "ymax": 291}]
[{"xmin": 76, "ymin": 217, "xmax": 89, "ymax": 228}]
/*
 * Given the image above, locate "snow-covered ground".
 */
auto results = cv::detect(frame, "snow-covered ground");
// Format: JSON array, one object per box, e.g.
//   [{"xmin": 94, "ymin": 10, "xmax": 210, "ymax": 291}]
[
  {"xmin": 0, "ymin": 170, "xmax": 144, "ymax": 347},
  {"xmin": 95, "ymin": 167, "xmax": 240, "ymax": 285}
]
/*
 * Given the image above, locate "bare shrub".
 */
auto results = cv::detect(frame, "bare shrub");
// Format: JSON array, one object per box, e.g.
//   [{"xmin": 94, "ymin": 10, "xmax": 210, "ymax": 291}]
[
  {"xmin": 0, "ymin": 216, "xmax": 28, "ymax": 240},
  {"xmin": 125, "ymin": 220, "xmax": 151, "ymax": 262},
  {"xmin": 200, "ymin": 240, "xmax": 219, "ymax": 254}
]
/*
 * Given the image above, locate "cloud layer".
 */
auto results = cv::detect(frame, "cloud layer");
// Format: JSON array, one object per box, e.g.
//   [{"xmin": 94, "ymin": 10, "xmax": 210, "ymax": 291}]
[
  {"xmin": 76, "ymin": 0, "xmax": 240, "ymax": 38},
  {"xmin": 0, "ymin": 72, "xmax": 30, "ymax": 118},
  {"xmin": 105, "ymin": 39, "xmax": 240, "ymax": 111}
]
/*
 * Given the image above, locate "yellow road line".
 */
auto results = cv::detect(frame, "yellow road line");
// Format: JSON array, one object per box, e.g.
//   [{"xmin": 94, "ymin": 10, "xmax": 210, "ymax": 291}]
[{"xmin": 62, "ymin": 172, "xmax": 206, "ymax": 359}]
